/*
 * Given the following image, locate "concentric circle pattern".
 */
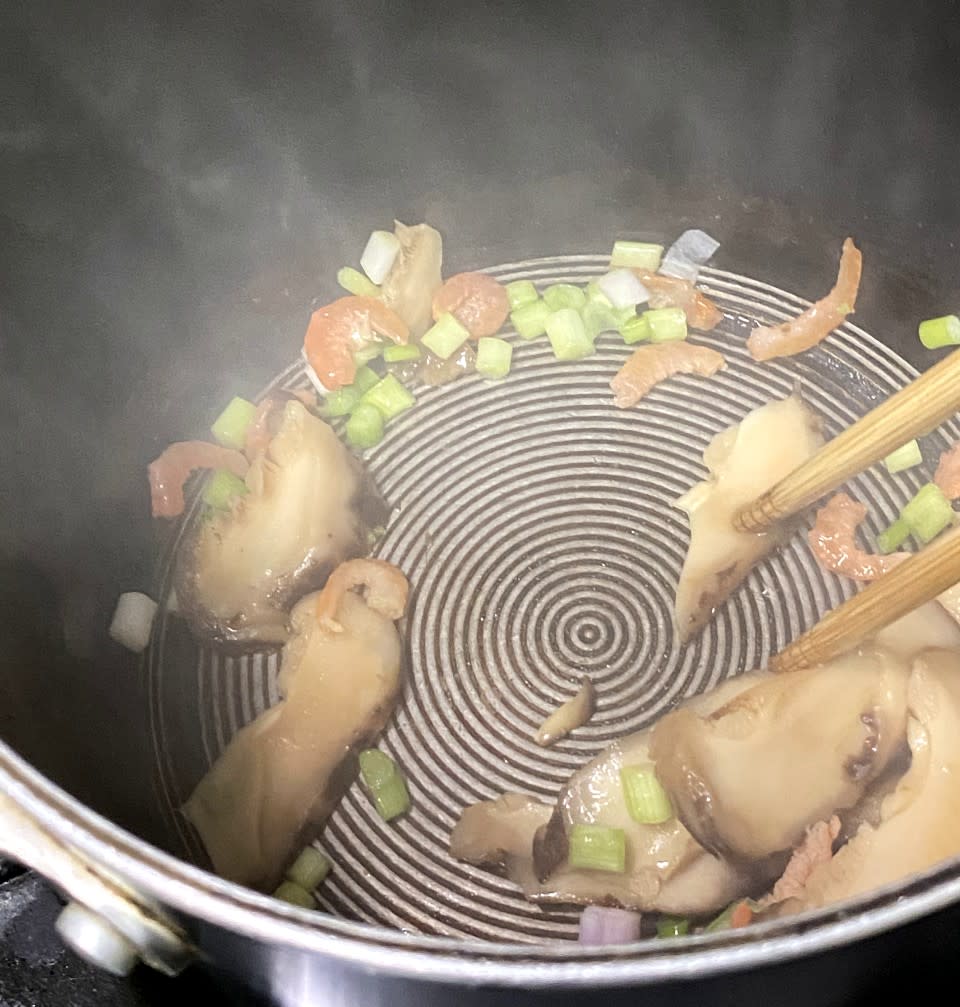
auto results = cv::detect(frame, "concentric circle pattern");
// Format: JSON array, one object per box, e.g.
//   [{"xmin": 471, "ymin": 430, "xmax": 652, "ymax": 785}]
[{"xmin": 148, "ymin": 255, "xmax": 960, "ymax": 945}]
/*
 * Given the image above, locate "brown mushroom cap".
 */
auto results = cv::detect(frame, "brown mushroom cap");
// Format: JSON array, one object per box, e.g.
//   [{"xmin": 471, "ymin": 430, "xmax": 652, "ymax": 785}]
[
  {"xmin": 650, "ymin": 649, "xmax": 911, "ymax": 861},
  {"xmin": 176, "ymin": 401, "xmax": 377, "ymax": 647}
]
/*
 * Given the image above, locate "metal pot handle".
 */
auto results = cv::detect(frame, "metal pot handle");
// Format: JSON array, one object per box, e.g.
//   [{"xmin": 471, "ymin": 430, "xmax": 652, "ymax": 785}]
[{"xmin": 0, "ymin": 791, "xmax": 193, "ymax": 977}]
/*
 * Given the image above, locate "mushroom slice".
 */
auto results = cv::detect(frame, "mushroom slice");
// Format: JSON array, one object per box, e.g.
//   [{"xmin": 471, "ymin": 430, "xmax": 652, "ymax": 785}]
[
  {"xmin": 452, "ymin": 674, "xmax": 774, "ymax": 915},
  {"xmin": 782, "ymin": 649, "xmax": 960, "ymax": 912},
  {"xmin": 674, "ymin": 392, "xmax": 824, "ymax": 640},
  {"xmin": 182, "ymin": 558, "xmax": 408, "ymax": 891},
  {"xmin": 380, "ymin": 221, "xmax": 443, "ymax": 337},
  {"xmin": 650, "ymin": 649, "xmax": 910, "ymax": 861},
  {"xmin": 535, "ymin": 678, "xmax": 596, "ymax": 747},
  {"xmin": 176, "ymin": 401, "xmax": 380, "ymax": 647}
]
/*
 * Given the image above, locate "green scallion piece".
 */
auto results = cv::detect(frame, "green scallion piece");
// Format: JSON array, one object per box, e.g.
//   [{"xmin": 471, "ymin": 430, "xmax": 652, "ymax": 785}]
[
  {"xmin": 422, "ymin": 311, "xmax": 471, "ymax": 360},
  {"xmin": 337, "ymin": 266, "xmax": 380, "ymax": 298},
  {"xmin": 353, "ymin": 344, "xmax": 383, "ymax": 366},
  {"xmin": 883, "ymin": 439, "xmax": 923, "ymax": 474},
  {"xmin": 918, "ymin": 314, "xmax": 960, "ymax": 350},
  {"xmin": 656, "ymin": 916, "xmax": 690, "ymax": 938},
  {"xmin": 353, "ymin": 365, "xmax": 382, "ymax": 394},
  {"xmin": 581, "ymin": 300, "xmax": 617, "ymax": 339},
  {"xmin": 273, "ymin": 881, "xmax": 316, "ymax": 909},
  {"xmin": 545, "ymin": 308, "xmax": 594, "ymax": 361},
  {"xmin": 382, "ymin": 343, "xmax": 422, "ymax": 364},
  {"xmin": 900, "ymin": 483, "xmax": 954, "ymax": 543},
  {"xmin": 619, "ymin": 314, "xmax": 651, "ymax": 345},
  {"xmin": 620, "ymin": 764, "xmax": 673, "ymax": 824},
  {"xmin": 505, "ymin": 280, "xmax": 539, "ymax": 311},
  {"xmin": 202, "ymin": 469, "xmax": 249, "ymax": 510},
  {"xmin": 543, "ymin": 283, "xmax": 587, "ymax": 312},
  {"xmin": 322, "ymin": 385, "xmax": 362, "ymax": 417},
  {"xmin": 568, "ymin": 824, "xmax": 627, "ymax": 873},
  {"xmin": 510, "ymin": 299, "xmax": 551, "ymax": 341},
  {"xmin": 475, "ymin": 336, "xmax": 513, "ymax": 380},
  {"xmin": 643, "ymin": 306, "xmax": 688, "ymax": 343},
  {"xmin": 877, "ymin": 518, "xmax": 911, "ymax": 554},
  {"xmin": 610, "ymin": 240, "xmax": 664, "ymax": 272},
  {"xmin": 285, "ymin": 847, "xmax": 331, "ymax": 891},
  {"xmin": 345, "ymin": 403, "xmax": 384, "ymax": 450},
  {"xmin": 358, "ymin": 749, "xmax": 411, "ymax": 821},
  {"xmin": 210, "ymin": 396, "xmax": 257, "ymax": 451},
  {"xmin": 586, "ymin": 280, "xmax": 614, "ymax": 306},
  {"xmin": 361, "ymin": 373, "xmax": 416, "ymax": 421}
]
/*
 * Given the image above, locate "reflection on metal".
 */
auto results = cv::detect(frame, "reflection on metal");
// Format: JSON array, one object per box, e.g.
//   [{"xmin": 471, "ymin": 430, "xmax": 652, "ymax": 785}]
[{"xmin": 0, "ymin": 792, "xmax": 193, "ymax": 976}]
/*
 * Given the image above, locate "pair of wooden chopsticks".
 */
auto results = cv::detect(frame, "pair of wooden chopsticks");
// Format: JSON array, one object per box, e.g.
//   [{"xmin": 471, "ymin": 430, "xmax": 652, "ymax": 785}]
[{"xmin": 733, "ymin": 348, "xmax": 960, "ymax": 672}]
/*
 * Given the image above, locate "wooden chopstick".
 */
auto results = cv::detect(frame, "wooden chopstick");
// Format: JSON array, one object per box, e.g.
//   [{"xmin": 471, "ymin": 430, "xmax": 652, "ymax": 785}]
[
  {"xmin": 735, "ymin": 348, "xmax": 960, "ymax": 534},
  {"xmin": 770, "ymin": 528, "xmax": 960, "ymax": 673}
]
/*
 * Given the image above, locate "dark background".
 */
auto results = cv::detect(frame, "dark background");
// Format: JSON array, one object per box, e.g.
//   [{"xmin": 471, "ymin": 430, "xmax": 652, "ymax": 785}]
[{"xmin": 1, "ymin": 0, "xmax": 960, "ymax": 1002}]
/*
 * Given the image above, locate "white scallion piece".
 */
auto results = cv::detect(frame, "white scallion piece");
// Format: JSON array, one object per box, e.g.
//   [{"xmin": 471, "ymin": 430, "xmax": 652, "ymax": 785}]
[
  {"xmin": 109, "ymin": 592, "xmax": 158, "ymax": 653},
  {"xmin": 596, "ymin": 269, "xmax": 649, "ymax": 309},
  {"xmin": 661, "ymin": 229, "xmax": 721, "ymax": 282},
  {"xmin": 360, "ymin": 230, "xmax": 402, "ymax": 285}
]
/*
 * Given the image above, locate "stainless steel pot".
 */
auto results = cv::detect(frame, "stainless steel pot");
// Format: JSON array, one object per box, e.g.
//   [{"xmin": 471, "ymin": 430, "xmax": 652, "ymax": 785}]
[{"xmin": 4, "ymin": 0, "xmax": 960, "ymax": 1002}]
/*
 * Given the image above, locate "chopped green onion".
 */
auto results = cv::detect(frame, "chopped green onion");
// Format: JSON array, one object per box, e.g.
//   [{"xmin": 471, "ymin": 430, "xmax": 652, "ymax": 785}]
[
  {"xmin": 619, "ymin": 314, "xmax": 651, "ymax": 345},
  {"xmin": 877, "ymin": 518, "xmax": 911, "ymax": 554},
  {"xmin": 337, "ymin": 266, "xmax": 380, "ymax": 298},
  {"xmin": 620, "ymin": 764, "xmax": 673, "ymax": 824},
  {"xmin": 353, "ymin": 344, "xmax": 383, "ymax": 366},
  {"xmin": 345, "ymin": 403, "xmax": 384, "ymax": 450},
  {"xmin": 273, "ymin": 881, "xmax": 316, "ymax": 909},
  {"xmin": 586, "ymin": 281, "xmax": 614, "ymax": 306},
  {"xmin": 704, "ymin": 903, "xmax": 735, "ymax": 932},
  {"xmin": 322, "ymin": 385, "xmax": 362, "ymax": 417},
  {"xmin": 568, "ymin": 824, "xmax": 627, "ymax": 873},
  {"xmin": 610, "ymin": 240, "xmax": 664, "ymax": 272},
  {"xmin": 883, "ymin": 439, "xmax": 923, "ymax": 475},
  {"xmin": 383, "ymin": 344, "xmax": 422, "ymax": 363},
  {"xmin": 353, "ymin": 365, "xmax": 381, "ymax": 394},
  {"xmin": 656, "ymin": 916, "xmax": 690, "ymax": 938},
  {"xmin": 510, "ymin": 299, "xmax": 551, "ymax": 341},
  {"xmin": 543, "ymin": 283, "xmax": 587, "ymax": 312},
  {"xmin": 918, "ymin": 314, "xmax": 960, "ymax": 350},
  {"xmin": 285, "ymin": 847, "xmax": 331, "ymax": 891},
  {"xmin": 545, "ymin": 308, "xmax": 594, "ymax": 361},
  {"xmin": 210, "ymin": 396, "xmax": 257, "ymax": 451},
  {"xmin": 358, "ymin": 749, "xmax": 411, "ymax": 821},
  {"xmin": 643, "ymin": 306, "xmax": 688, "ymax": 343},
  {"xmin": 900, "ymin": 483, "xmax": 954, "ymax": 543},
  {"xmin": 422, "ymin": 311, "xmax": 471, "ymax": 360},
  {"xmin": 361, "ymin": 373, "xmax": 416, "ymax": 421},
  {"xmin": 581, "ymin": 300, "xmax": 617, "ymax": 339},
  {"xmin": 202, "ymin": 469, "xmax": 248, "ymax": 510},
  {"xmin": 475, "ymin": 336, "xmax": 513, "ymax": 380},
  {"xmin": 505, "ymin": 280, "xmax": 539, "ymax": 310}
]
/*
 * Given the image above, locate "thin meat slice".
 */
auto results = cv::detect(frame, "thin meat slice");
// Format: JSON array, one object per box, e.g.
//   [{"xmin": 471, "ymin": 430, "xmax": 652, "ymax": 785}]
[
  {"xmin": 610, "ymin": 343, "xmax": 726, "ymax": 409},
  {"xmin": 935, "ymin": 442, "xmax": 960, "ymax": 499},
  {"xmin": 759, "ymin": 817, "xmax": 841, "ymax": 907},
  {"xmin": 148, "ymin": 441, "xmax": 249, "ymax": 519},
  {"xmin": 747, "ymin": 238, "xmax": 862, "ymax": 361},
  {"xmin": 808, "ymin": 492, "xmax": 908, "ymax": 581},
  {"xmin": 635, "ymin": 272, "xmax": 723, "ymax": 330}
]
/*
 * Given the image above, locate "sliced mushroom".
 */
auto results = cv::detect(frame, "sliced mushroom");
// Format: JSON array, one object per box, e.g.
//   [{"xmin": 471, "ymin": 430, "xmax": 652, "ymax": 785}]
[
  {"xmin": 650, "ymin": 649, "xmax": 911, "ymax": 861},
  {"xmin": 182, "ymin": 558, "xmax": 408, "ymax": 891},
  {"xmin": 674, "ymin": 392, "xmax": 824, "ymax": 640},
  {"xmin": 535, "ymin": 678, "xmax": 596, "ymax": 747},
  {"xmin": 452, "ymin": 674, "xmax": 776, "ymax": 915},
  {"xmin": 781, "ymin": 649, "xmax": 960, "ymax": 912},
  {"xmin": 380, "ymin": 221, "xmax": 443, "ymax": 337},
  {"xmin": 176, "ymin": 401, "xmax": 384, "ymax": 647}
]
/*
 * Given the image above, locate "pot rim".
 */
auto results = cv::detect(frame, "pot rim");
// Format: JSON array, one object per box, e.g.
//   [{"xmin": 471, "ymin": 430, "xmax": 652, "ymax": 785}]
[{"xmin": 5, "ymin": 738, "xmax": 960, "ymax": 988}]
